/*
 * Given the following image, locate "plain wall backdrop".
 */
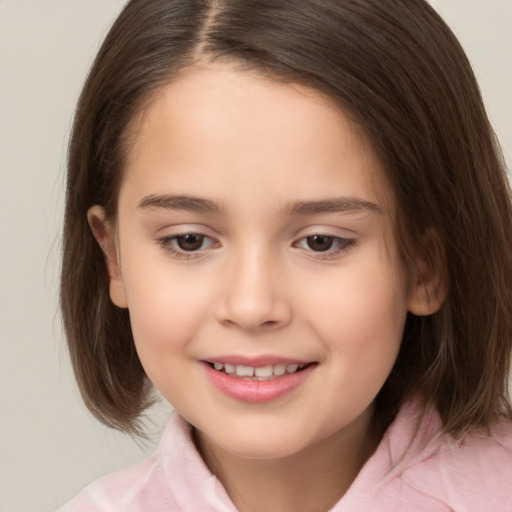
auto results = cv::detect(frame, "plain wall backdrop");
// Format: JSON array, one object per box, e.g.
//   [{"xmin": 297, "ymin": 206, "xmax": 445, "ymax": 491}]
[{"xmin": 0, "ymin": 1, "xmax": 510, "ymax": 511}]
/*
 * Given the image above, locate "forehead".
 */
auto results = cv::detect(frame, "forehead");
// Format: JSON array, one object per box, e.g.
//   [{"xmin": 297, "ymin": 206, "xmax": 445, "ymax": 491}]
[{"xmin": 121, "ymin": 62, "xmax": 392, "ymax": 210}]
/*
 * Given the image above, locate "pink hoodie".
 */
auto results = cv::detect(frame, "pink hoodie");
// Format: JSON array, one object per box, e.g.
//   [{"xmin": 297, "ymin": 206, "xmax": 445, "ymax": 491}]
[{"xmin": 57, "ymin": 400, "xmax": 512, "ymax": 511}]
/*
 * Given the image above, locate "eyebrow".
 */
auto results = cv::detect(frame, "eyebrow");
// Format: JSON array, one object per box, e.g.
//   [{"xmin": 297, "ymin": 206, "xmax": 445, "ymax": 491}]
[
  {"xmin": 138, "ymin": 194, "xmax": 382, "ymax": 216},
  {"xmin": 284, "ymin": 197, "xmax": 382, "ymax": 215},
  {"xmin": 139, "ymin": 194, "xmax": 224, "ymax": 213}
]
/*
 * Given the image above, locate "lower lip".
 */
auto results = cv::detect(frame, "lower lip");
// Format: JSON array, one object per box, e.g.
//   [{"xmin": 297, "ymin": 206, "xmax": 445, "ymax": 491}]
[{"xmin": 203, "ymin": 363, "xmax": 315, "ymax": 403}]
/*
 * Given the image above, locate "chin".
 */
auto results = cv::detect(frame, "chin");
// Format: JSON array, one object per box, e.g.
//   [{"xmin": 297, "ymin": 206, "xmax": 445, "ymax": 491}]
[{"xmin": 201, "ymin": 423, "xmax": 315, "ymax": 461}]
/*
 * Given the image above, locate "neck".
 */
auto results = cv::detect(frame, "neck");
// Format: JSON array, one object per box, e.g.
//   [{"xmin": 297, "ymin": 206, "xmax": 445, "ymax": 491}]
[{"xmin": 194, "ymin": 411, "xmax": 379, "ymax": 512}]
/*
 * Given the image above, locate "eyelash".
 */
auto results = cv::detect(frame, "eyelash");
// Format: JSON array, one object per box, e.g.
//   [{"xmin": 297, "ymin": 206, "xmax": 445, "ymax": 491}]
[
  {"xmin": 293, "ymin": 234, "xmax": 356, "ymax": 259},
  {"xmin": 156, "ymin": 233, "xmax": 356, "ymax": 260},
  {"xmin": 157, "ymin": 233, "xmax": 219, "ymax": 260}
]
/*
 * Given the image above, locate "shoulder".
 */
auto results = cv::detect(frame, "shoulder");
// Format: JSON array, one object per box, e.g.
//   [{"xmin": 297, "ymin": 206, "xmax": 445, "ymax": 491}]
[
  {"xmin": 392, "ymin": 402, "xmax": 512, "ymax": 512},
  {"xmin": 55, "ymin": 413, "xmax": 186, "ymax": 512},
  {"xmin": 403, "ymin": 417, "xmax": 512, "ymax": 511},
  {"xmin": 56, "ymin": 412, "xmax": 237, "ymax": 512},
  {"xmin": 337, "ymin": 401, "xmax": 512, "ymax": 512},
  {"xmin": 55, "ymin": 450, "xmax": 169, "ymax": 512}
]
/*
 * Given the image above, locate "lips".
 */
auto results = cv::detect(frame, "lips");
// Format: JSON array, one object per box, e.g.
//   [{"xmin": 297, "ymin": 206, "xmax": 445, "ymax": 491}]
[{"xmin": 202, "ymin": 357, "xmax": 316, "ymax": 402}]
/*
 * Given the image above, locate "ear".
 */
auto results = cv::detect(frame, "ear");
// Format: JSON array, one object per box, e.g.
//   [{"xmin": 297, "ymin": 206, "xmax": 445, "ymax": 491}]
[
  {"xmin": 87, "ymin": 206, "xmax": 128, "ymax": 308},
  {"xmin": 406, "ymin": 229, "xmax": 448, "ymax": 316}
]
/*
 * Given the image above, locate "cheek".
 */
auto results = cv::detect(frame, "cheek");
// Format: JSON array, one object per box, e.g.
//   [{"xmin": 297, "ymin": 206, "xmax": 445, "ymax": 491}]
[
  {"xmin": 121, "ymin": 260, "xmax": 213, "ymax": 355},
  {"xmin": 298, "ymin": 255, "xmax": 407, "ymax": 370},
  {"xmin": 121, "ymin": 266, "xmax": 214, "ymax": 402},
  {"xmin": 311, "ymin": 273, "xmax": 406, "ymax": 416}
]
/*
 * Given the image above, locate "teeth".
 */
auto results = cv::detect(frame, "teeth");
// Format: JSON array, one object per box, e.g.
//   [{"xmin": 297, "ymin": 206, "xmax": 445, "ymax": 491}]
[
  {"xmin": 274, "ymin": 364, "xmax": 286, "ymax": 376},
  {"xmin": 236, "ymin": 365, "xmax": 255, "ymax": 377},
  {"xmin": 211, "ymin": 362, "xmax": 308, "ymax": 379},
  {"xmin": 255, "ymin": 365, "xmax": 273, "ymax": 377}
]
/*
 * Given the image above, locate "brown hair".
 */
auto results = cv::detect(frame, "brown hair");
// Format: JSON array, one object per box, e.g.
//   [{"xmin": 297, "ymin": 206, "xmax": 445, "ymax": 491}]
[{"xmin": 62, "ymin": 0, "xmax": 512, "ymax": 436}]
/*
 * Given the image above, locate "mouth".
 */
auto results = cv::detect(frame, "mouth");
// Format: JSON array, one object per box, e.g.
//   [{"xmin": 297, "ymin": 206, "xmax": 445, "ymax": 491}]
[
  {"xmin": 202, "ymin": 358, "xmax": 317, "ymax": 402},
  {"xmin": 205, "ymin": 361, "xmax": 315, "ymax": 381}
]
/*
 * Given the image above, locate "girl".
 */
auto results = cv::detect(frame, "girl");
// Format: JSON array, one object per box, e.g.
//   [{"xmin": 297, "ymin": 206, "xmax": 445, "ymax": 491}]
[{"xmin": 59, "ymin": 0, "xmax": 512, "ymax": 511}]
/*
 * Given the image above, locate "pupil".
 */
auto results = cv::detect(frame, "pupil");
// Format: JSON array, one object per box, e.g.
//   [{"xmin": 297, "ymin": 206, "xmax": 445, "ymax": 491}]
[
  {"xmin": 177, "ymin": 234, "xmax": 204, "ymax": 251},
  {"xmin": 307, "ymin": 235, "xmax": 333, "ymax": 252}
]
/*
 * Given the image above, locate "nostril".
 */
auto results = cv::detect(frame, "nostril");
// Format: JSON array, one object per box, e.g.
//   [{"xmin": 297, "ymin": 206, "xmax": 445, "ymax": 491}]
[{"xmin": 215, "ymin": 286, "xmax": 292, "ymax": 331}]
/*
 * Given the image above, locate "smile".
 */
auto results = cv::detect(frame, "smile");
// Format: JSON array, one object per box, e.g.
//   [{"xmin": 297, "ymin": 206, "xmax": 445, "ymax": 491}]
[
  {"xmin": 208, "ymin": 362, "xmax": 310, "ymax": 380},
  {"xmin": 203, "ymin": 359, "xmax": 316, "ymax": 402}
]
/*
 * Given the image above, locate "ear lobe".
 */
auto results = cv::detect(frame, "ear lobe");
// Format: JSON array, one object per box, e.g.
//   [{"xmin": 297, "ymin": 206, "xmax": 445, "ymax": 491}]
[
  {"xmin": 407, "ymin": 229, "xmax": 448, "ymax": 317},
  {"xmin": 87, "ymin": 206, "xmax": 128, "ymax": 308}
]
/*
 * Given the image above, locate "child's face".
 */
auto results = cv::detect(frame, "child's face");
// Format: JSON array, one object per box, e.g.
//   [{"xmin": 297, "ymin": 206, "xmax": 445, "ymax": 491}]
[{"xmin": 92, "ymin": 62, "xmax": 424, "ymax": 460}]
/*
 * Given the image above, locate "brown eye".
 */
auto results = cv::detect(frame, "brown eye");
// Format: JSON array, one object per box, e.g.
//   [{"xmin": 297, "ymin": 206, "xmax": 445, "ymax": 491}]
[
  {"xmin": 305, "ymin": 235, "xmax": 334, "ymax": 252},
  {"xmin": 176, "ymin": 234, "xmax": 205, "ymax": 251},
  {"xmin": 158, "ymin": 232, "xmax": 218, "ymax": 259},
  {"xmin": 294, "ymin": 234, "xmax": 355, "ymax": 258}
]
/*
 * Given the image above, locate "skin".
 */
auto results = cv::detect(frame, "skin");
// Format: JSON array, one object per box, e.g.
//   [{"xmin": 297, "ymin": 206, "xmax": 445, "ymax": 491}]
[{"xmin": 89, "ymin": 62, "xmax": 442, "ymax": 512}]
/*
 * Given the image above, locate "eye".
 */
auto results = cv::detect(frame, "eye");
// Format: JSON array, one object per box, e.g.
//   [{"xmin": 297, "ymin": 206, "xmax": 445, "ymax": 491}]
[
  {"xmin": 157, "ymin": 233, "xmax": 218, "ymax": 259},
  {"xmin": 302, "ymin": 235, "xmax": 335, "ymax": 252},
  {"xmin": 175, "ymin": 233, "xmax": 209, "ymax": 251},
  {"xmin": 294, "ymin": 234, "xmax": 355, "ymax": 257}
]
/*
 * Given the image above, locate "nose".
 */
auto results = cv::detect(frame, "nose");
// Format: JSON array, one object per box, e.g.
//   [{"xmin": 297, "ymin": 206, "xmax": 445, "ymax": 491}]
[{"xmin": 215, "ymin": 247, "xmax": 292, "ymax": 332}]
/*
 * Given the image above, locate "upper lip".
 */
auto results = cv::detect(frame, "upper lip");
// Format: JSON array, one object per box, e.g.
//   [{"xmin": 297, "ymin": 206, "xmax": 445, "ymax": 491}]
[{"xmin": 202, "ymin": 355, "xmax": 315, "ymax": 367}]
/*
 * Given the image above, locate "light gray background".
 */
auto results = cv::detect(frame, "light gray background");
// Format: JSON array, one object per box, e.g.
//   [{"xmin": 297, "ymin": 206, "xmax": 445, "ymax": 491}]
[{"xmin": 1, "ymin": 1, "xmax": 511, "ymax": 511}]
